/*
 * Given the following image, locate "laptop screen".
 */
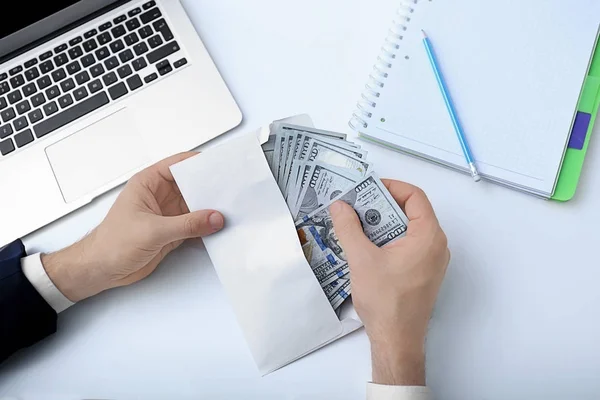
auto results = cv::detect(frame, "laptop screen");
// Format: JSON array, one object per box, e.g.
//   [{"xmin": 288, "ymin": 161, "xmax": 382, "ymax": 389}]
[{"xmin": 0, "ymin": 0, "xmax": 123, "ymax": 61}]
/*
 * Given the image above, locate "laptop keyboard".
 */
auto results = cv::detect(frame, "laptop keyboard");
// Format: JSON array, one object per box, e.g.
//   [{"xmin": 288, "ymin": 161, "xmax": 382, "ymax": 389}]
[{"xmin": 0, "ymin": 0, "xmax": 188, "ymax": 158}]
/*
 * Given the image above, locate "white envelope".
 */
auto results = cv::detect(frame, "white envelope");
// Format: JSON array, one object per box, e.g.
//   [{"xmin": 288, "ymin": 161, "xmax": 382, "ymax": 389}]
[{"xmin": 170, "ymin": 124, "xmax": 363, "ymax": 375}]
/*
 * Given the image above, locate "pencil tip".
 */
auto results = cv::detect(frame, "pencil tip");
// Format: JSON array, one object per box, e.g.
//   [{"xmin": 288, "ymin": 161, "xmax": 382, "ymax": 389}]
[{"xmin": 421, "ymin": 29, "xmax": 427, "ymax": 38}]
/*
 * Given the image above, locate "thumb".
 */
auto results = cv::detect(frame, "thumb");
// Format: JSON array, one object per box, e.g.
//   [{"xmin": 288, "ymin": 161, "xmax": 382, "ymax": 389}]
[
  {"xmin": 157, "ymin": 210, "xmax": 225, "ymax": 244},
  {"xmin": 329, "ymin": 201, "xmax": 377, "ymax": 260}
]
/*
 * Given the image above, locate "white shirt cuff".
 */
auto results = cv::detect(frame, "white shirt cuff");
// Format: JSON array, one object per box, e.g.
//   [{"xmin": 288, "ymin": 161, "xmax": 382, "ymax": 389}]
[
  {"xmin": 367, "ymin": 383, "xmax": 432, "ymax": 400},
  {"xmin": 21, "ymin": 253, "xmax": 75, "ymax": 313}
]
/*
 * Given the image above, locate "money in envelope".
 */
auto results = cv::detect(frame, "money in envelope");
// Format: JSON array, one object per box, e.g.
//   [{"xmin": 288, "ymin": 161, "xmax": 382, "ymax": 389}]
[{"xmin": 171, "ymin": 115, "xmax": 409, "ymax": 375}]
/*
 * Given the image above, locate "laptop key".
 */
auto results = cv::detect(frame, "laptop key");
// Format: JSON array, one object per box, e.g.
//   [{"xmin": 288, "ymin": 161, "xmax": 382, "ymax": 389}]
[
  {"xmin": 73, "ymin": 87, "xmax": 88, "ymax": 101},
  {"xmin": 51, "ymin": 68, "xmax": 67, "ymax": 82},
  {"xmin": 75, "ymin": 71, "xmax": 90, "ymax": 85},
  {"xmin": 95, "ymin": 47, "xmax": 110, "ymax": 61},
  {"xmin": 118, "ymin": 65, "xmax": 132, "ymax": 79},
  {"xmin": 40, "ymin": 60, "xmax": 54, "ymax": 74},
  {"xmin": 24, "ymin": 59, "xmax": 37, "ymax": 69},
  {"xmin": 31, "ymin": 93, "xmax": 46, "ymax": 107},
  {"xmin": 104, "ymin": 56, "xmax": 119, "ymax": 71},
  {"xmin": 16, "ymin": 100, "xmax": 31, "ymax": 115},
  {"xmin": 0, "ymin": 73, "xmax": 6, "ymax": 82},
  {"xmin": 8, "ymin": 91, "xmax": 22, "ymax": 104},
  {"xmin": 143, "ymin": 1, "xmax": 156, "ymax": 10},
  {"xmin": 14, "ymin": 116, "xmax": 28, "ymax": 131},
  {"xmin": 84, "ymin": 29, "xmax": 98, "ymax": 39},
  {"xmin": 22, "ymin": 83, "xmax": 37, "ymax": 97},
  {"xmin": 54, "ymin": 44, "xmax": 68, "ymax": 54},
  {"xmin": 174, "ymin": 58, "xmax": 187, "ymax": 69},
  {"xmin": 1, "ymin": 107, "xmax": 16, "ymax": 123},
  {"xmin": 128, "ymin": 7, "xmax": 142, "ymax": 17},
  {"xmin": 108, "ymin": 82, "xmax": 128, "ymax": 100},
  {"xmin": 9, "ymin": 66, "xmax": 23, "ymax": 76},
  {"xmin": 144, "ymin": 72, "xmax": 158, "ymax": 83},
  {"xmin": 132, "ymin": 57, "xmax": 147, "ymax": 71},
  {"xmin": 54, "ymin": 53, "xmax": 69, "ymax": 67},
  {"xmin": 0, "ymin": 138, "xmax": 14, "ymax": 155},
  {"xmin": 113, "ymin": 14, "xmax": 127, "ymax": 24},
  {"xmin": 140, "ymin": 8, "xmax": 162, "ymax": 24},
  {"xmin": 90, "ymin": 64, "xmax": 105, "ymax": 78},
  {"xmin": 99, "ymin": 22, "xmax": 112, "ymax": 32},
  {"xmin": 0, "ymin": 82, "xmax": 9, "ymax": 95},
  {"xmin": 119, "ymin": 49, "xmax": 134, "ymax": 63},
  {"xmin": 43, "ymin": 101, "xmax": 59, "ymax": 117},
  {"xmin": 69, "ymin": 46, "xmax": 83, "ymax": 60},
  {"xmin": 69, "ymin": 36, "xmax": 82, "ymax": 46},
  {"xmin": 98, "ymin": 32, "xmax": 112, "ymax": 45},
  {"xmin": 66, "ymin": 61, "xmax": 81, "ymax": 75},
  {"xmin": 102, "ymin": 72, "xmax": 118, "ymax": 86},
  {"xmin": 0, "ymin": 124, "xmax": 13, "ymax": 139},
  {"xmin": 28, "ymin": 109, "xmax": 43, "ymax": 124},
  {"xmin": 14, "ymin": 129, "xmax": 34, "ymax": 148},
  {"xmin": 10, "ymin": 75, "xmax": 25, "ymax": 89},
  {"xmin": 39, "ymin": 51, "xmax": 53, "ymax": 61},
  {"xmin": 81, "ymin": 54, "xmax": 96, "ymax": 68},
  {"xmin": 124, "ymin": 32, "xmax": 139, "ymax": 46},
  {"xmin": 0, "ymin": 98, "xmax": 6, "ymax": 110},
  {"xmin": 133, "ymin": 42, "xmax": 149, "ymax": 56},
  {"xmin": 126, "ymin": 18, "xmax": 141, "ymax": 32},
  {"xmin": 126, "ymin": 75, "xmax": 143, "ymax": 91},
  {"xmin": 34, "ymin": 92, "xmax": 110, "ymax": 139},
  {"xmin": 46, "ymin": 86, "xmax": 60, "ymax": 100},
  {"xmin": 83, "ymin": 38, "xmax": 98, "ymax": 53},
  {"xmin": 153, "ymin": 19, "xmax": 174, "ymax": 42},
  {"xmin": 110, "ymin": 39, "xmax": 125, "ymax": 54},
  {"xmin": 147, "ymin": 41, "xmax": 180, "ymax": 64},
  {"xmin": 25, "ymin": 67, "xmax": 40, "ymax": 81},
  {"xmin": 157, "ymin": 60, "xmax": 172, "ymax": 76},
  {"xmin": 58, "ymin": 93, "xmax": 74, "ymax": 109},
  {"xmin": 60, "ymin": 78, "xmax": 75, "ymax": 92},
  {"xmin": 138, "ymin": 26, "xmax": 153, "ymax": 39},
  {"xmin": 148, "ymin": 35, "xmax": 163, "ymax": 49},
  {"xmin": 37, "ymin": 76, "xmax": 52, "ymax": 90},
  {"xmin": 111, "ymin": 25, "xmax": 126, "ymax": 38},
  {"xmin": 88, "ymin": 79, "xmax": 103, "ymax": 94}
]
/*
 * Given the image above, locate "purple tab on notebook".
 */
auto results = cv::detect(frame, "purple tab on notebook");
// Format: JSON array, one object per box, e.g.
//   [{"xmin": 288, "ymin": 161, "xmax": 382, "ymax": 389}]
[{"xmin": 568, "ymin": 112, "xmax": 592, "ymax": 150}]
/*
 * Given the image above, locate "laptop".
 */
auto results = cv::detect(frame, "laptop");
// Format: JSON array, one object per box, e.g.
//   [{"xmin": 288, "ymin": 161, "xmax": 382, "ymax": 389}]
[{"xmin": 0, "ymin": 0, "xmax": 242, "ymax": 246}]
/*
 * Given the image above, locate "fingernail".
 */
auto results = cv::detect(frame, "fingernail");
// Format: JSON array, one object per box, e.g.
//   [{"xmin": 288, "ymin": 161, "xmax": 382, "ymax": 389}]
[
  {"xmin": 330, "ymin": 201, "xmax": 343, "ymax": 214},
  {"xmin": 209, "ymin": 212, "xmax": 224, "ymax": 231}
]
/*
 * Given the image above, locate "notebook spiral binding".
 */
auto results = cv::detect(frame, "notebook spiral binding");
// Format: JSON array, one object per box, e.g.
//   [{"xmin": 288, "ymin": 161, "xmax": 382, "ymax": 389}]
[{"xmin": 349, "ymin": 0, "xmax": 418, "ymax": 131}]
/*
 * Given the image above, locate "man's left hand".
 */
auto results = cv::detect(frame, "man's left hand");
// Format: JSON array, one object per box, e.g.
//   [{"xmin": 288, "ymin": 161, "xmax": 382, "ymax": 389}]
[{"xmin": 42, "ymin": 152, "xmax": 224, "ymax": 302}]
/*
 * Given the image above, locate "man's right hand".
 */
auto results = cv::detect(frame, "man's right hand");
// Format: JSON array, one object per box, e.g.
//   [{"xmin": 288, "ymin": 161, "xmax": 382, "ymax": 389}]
[{"xmin": 330, "ymin": 179, "xmax": 449, "ymax": 386}]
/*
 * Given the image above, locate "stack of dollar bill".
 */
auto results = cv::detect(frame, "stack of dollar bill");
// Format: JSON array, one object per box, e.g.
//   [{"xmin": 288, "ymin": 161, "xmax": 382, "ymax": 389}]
[{"xmin": 262, "ymin": 123, "xmax": 410, "ymax": 313}]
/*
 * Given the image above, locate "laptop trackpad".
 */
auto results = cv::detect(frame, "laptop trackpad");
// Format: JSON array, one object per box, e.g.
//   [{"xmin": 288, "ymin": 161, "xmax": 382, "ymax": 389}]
[{"xmin": 46, "ymin": 108, "xmax": 150, "ymax": 203}]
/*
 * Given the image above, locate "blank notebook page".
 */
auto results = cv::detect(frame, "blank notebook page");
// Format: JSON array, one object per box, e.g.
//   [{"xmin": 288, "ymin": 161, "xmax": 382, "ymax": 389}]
[{"xmin": 363, "ymin": 0, "xmax": 600, "ymax": 196}]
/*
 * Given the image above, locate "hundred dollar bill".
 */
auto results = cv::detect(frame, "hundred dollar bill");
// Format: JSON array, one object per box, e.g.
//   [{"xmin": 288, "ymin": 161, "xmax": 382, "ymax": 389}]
[
  {"xmin": 324, "ymin": 278, "xmax": 352, "ymax": 310},
  {"xmin": 293, "ymin": 162, "xmax": 364, "ymax": 220},
  {"xmin": 290, "ymin": 153, "xmax": 371, "ymax": 217},
  {"xmin": 272, "ymin": 131, "xmax": 286, "ymax": 181},
  {"xmin": 295, "ymin": 174, "xmax": 409, "ymax": 287},
  {"xmin": 274, "ymin": 124, "xmax": 357, "ymax": 194}
]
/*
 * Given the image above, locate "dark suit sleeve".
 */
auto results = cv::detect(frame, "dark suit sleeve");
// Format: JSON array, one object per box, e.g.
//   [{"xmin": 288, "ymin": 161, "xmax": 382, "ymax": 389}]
[{"xmin": 0, "ymin": 239, "xmax": 57, "ymax": 363}]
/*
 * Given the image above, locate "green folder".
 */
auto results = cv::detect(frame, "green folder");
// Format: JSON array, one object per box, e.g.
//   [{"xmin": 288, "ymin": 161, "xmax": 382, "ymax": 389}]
[{"xmin": 552, "ymin": 39, "xmax": 600, "ymax": 201}]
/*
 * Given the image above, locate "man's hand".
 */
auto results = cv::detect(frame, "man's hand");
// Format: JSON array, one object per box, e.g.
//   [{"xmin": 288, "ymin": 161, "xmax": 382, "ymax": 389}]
[
  {"xmin": 330, "ymin": 179, "xmax": 449, "ymax": 386},
  {"xmin": 42, "ymin": 152, "xmax": 225, "ymax": 303}
]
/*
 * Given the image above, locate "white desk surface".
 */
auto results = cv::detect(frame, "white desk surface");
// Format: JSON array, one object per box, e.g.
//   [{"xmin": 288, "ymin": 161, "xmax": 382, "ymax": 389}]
[{"xmin": 2, "ymin": 0, "xmax": 600, "ymax": 399}]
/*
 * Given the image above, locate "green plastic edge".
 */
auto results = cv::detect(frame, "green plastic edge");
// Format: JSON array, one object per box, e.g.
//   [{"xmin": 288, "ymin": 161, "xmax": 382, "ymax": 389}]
[{"xmin": 552, "ymin": 38, "xmax": 600, "ymax": 202}]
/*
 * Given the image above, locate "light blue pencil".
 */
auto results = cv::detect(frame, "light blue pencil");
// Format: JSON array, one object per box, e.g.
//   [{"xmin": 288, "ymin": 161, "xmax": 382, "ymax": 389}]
[{"xmin": 421, "ymin": 30, "xmax": 481, "ymax": 182}]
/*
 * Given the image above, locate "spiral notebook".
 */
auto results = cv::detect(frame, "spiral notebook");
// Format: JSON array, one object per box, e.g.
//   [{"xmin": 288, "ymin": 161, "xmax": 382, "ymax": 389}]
[{"xmin": 349, "ymin": 0, "xmax": 600, "ymax": 198}]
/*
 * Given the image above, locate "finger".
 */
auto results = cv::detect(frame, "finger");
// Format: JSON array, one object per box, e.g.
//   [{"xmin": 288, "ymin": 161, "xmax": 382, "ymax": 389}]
[
  {"xmin": 151, "ymin": 152, "xmax": 200, "ymax": 183},
  {"xmin": 156, "ymin": 210, "xmax": 225, "ymax": 244},
  {"xmin": 330, "ymin": 201, "xmax": 378, "ymax": 260},
  {"xmin": 381, "ymin": 179, "xmax": 436, "ymax": 222}
]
